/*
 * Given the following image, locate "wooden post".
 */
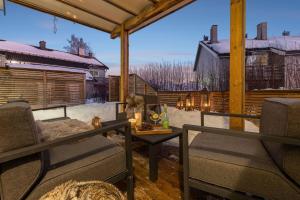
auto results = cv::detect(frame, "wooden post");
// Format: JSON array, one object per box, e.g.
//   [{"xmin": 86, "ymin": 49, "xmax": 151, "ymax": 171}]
[
  {"xmin": 120, "ymin": 24, "xmax": 129, "ymax": 105},
  {"xmin": 133, "ymin": 74, "xmax": 136, "ymax": 94},
  {"xmin": 229, "ymin": 0, "xmax": 246, "ymax": 130},
  {"xmin": 83, "ymin": 74, "xmax": 86, "ymax": 104},
  {"xmin": 43, "ymin": 71, "xmax": 47, "ymax": 108},
  {"xmin": 144, "ymin": 84, "xmax": 147, "ymax": 95}
]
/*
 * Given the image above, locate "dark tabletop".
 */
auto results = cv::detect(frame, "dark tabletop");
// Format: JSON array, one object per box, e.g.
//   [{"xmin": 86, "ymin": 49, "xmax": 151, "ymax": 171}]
[
  {"xmin": 132, "ymin": 126, "xmax": 183, "ymax": 145},
  {"xmin": 102, "ymin": 120, "xmax": 183, "ymax": 145}
]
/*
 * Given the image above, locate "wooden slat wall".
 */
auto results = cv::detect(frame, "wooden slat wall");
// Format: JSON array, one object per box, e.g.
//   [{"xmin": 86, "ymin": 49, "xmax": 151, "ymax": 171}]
[
  {"xmin": 108, "ymin": 74, "xmax": 157, "ymax": 101},
  {"xmin": 158, "ymin": 91, "xmax": 204, "ymax": 109},
  {"xmin": 158, "ymin": 90, "xmax": 300, "ymax": 114},
  {"xmin": 245, "ymin": 90, "xmax": 300, "ymax": 114},
  {"xmin": 108, "ymin": 75, "xmax": 120, "ymax": 102},
  {"xmin": 0, "ymin": 68, "xmax": 85, "ymax": 108},
  {"xmin": 132, "ymin": 74, "xmax": 157, "ymax": 96}
]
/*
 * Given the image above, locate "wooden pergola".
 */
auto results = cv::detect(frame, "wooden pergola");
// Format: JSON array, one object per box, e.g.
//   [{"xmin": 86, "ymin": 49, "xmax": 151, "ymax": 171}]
[{"xmin": 9, "ymin": 0, "xmax": 246, "ymax": 129}]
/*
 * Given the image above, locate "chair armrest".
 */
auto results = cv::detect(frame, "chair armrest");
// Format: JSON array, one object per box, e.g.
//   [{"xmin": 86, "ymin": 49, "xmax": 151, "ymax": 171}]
[
  {"xmin": 32, "ymin": 105, "xmax": 67, "ymax": 118},
  {"xmin": 201, "ymin": 112, "xmax": 260, "ymax": 126},
  {"xmin": 0, "ymin": 121, "xmax": 132, "ymax": 164},
  {"xmin": 115, "ymin": 103, "xmax": 127, "ymax": 114},
  {"xmin": 182, "ymin": 124, "xmax": 300, "ymax": 146},
  {"xmin": 115, "ymin": 103, "xmax": 128, "ymax": 120}
]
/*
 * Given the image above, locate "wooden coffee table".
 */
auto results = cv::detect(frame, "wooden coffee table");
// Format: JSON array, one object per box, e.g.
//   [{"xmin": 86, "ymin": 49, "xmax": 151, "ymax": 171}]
[{"xmin": 132, "ymin": 126, "xmax": 183, "ymax": 182}]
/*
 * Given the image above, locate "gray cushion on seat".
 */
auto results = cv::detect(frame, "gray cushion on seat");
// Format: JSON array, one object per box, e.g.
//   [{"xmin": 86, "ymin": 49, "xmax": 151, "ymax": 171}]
[
  {"xmin": 260, "ymin": 98, "xmax": 300, "ymax": 185},
  {"xmin": 189, "ymin": 132, "xmax": 300, "ymax": 200},
  {"xmin": 27, "ymin": 135, "xmax": 126, "ymax": 200},
  {"xmin": 0, "ymin": 102, "xmax": 42, "ymax": 200}
]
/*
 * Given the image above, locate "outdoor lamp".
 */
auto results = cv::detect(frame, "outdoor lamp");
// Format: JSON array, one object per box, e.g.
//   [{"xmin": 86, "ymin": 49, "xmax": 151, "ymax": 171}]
[
  {"xmin": 191, "ymin": 93, "xmax": 195, "ymax": 110},
  {"xmin": 176, "ymin": 97, "xmax": 182, "ymax": 110},
  {"xmin": 200, "ymin": 88, "xmax": 210, "ymax": 112},
  {"xmin": 185, "ymin": 93, "xmax": 193, "ymax": 111}
]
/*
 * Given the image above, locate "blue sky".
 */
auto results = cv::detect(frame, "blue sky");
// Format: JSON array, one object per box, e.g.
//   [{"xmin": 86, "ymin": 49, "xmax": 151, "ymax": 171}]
[{"xmin": 1, "ymin": 0, "xmax": 300, "ymax": 75}]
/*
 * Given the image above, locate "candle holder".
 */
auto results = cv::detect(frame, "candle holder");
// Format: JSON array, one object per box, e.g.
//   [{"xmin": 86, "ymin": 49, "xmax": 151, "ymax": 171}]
[
  {"xmin": 128, "ymin": 118, "xmax": 137, "ymax": 128},
  {"xmin": 134, "ymin": 112, "xmax": 142, "ymax": 127},
  {"xmin": 92, "ymin": 116, "xmax": 102, "ymax": 129}
]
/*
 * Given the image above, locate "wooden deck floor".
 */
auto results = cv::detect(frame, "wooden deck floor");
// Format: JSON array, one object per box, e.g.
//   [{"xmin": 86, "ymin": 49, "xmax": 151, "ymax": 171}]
[
  {"xmin": 108, "ymin": 132, "xmax": 222, "ymax": 200},
  {"xmin": 111, "ymin": 137, "xmax": 221, "ymax": 200},
  {"xmin": 132, "ymin": 145, "xmax": 182, "ymax": 200}
]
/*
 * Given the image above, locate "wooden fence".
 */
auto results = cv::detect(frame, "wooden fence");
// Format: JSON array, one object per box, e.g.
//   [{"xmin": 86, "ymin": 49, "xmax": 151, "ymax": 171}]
[
  {"xmin": 158, "ymin": 90, "xmax": 300, "ymax": 114},
  {"xmin": 108, "ymin": 73, "xmax": 300, "ymax": 114},
  {"xmin": 108, "ymin": 74, "xmax": 157, "ymax": 101},
  {"xmin": 0, "ymin": 68, "xmax": 85, "ymax": 109}
]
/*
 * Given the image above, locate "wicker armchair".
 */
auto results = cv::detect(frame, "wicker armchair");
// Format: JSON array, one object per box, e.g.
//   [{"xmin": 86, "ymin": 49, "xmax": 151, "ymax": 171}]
[
  {"xmin": 0, "ymin": 102, "xmax": 133, "ymax": 200},
  {"xmin": 183, "ymin": 98, "xmax": 300, "ymax": 200}
]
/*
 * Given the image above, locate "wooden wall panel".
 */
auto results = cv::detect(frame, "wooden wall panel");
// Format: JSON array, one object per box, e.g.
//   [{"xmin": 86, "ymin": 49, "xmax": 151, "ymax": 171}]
[
  {"xmin": 158, "ymin": 90, "xmax": 300, "ymax": 115},
  {"xmin": 158, "ymin": 91, "xmax": 203, "ymax": 109},
  {"xmin": 0, "ymin": 68, "xmax": 85, "ymax": 108},
  {"xmin": 108, "ymin": 75, "xmax": 120, "ymax": 102},
  {"xmin": 108, "ymin": 74, "xmax": 157, "ymax": 101}
]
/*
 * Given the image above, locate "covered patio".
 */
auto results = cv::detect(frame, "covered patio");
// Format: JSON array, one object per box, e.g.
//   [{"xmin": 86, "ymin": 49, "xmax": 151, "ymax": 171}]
[
  {"xmin": 1, "ymin": 0, "xmax": 300, "ymax": 200},
  {"xmin": 7, "ymin": 0, "xmax": 245, "ymax": 129}
]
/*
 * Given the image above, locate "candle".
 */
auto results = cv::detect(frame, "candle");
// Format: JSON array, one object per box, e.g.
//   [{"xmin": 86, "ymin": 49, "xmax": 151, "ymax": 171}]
[
  {"xmin": 128, "ymin": 118, "xmax": 137, "ymax": 128},
  {"xmin": 134, "ymin": 112, "xmax": 142, "ymax": 127}
]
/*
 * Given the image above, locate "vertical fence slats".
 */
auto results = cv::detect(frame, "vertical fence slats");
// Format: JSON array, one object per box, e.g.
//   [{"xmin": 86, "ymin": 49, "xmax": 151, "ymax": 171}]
[
  {"xmin": 158, "ymin": 90, "xmax": 300, "ymax": 114},
  {"xmin": 0, "ymin": 68, "xmax": 85, "ymax": 108}
]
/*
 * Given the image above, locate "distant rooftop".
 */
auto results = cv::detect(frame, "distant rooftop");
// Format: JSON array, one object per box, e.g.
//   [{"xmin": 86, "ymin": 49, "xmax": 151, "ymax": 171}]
[
  {"xmin": 203, "ymin": 36, "xmax": 300, "ymax": 55},
  {"xmin": 0, "ymin": 40, "xmax": 107, "ymax": 67}
]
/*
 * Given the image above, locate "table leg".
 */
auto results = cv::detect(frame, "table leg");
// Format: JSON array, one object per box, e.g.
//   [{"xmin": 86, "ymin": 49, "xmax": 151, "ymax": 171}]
[{"xmin": 149, "ymin": 144, "xmax": 160, "ymax": 182}]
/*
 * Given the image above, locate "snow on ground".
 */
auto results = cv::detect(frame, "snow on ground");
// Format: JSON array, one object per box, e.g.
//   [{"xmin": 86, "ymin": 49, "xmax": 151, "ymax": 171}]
[
  {"xmin": 33, "ymin": 103, "xmax": 259, "ymax": 145},
  {"xmin": 33, "ymin": 102, "xmax": 117, "ymax": 123}
]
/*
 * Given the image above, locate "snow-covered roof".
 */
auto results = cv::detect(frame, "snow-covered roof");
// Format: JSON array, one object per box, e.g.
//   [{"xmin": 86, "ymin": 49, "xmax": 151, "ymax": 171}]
[
  {"xmin": 6, "ymin": 63, "xmax": 93, "ymax": 80},
  {"xmin": 204, "ymin": 36, "xmax": 300, "ymax": 54},
  {"xmin": 0, "ymin": 40, "xmax": 105, "ymax": 67}
]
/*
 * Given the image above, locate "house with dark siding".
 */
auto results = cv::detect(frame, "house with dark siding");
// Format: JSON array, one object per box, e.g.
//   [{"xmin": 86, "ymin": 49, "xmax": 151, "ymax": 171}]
[{"xmin": 194, "ymin": 23, "xmax": 300, "ymax": 91}]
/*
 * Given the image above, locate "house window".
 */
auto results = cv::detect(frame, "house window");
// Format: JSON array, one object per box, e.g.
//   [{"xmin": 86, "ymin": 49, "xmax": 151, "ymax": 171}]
[{"xmin": 90, "ymin": 70, "xmax": 100, "ymax": 78}]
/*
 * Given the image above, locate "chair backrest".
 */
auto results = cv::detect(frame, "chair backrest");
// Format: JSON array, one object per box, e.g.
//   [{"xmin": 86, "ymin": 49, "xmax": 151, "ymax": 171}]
[
  {"xmin": 0, "ymin": 102, "xmax": 43, "ymax": 200},
  {"xmin": 260, "ymin": 98, "xmax": 300, "ymax": 186}
]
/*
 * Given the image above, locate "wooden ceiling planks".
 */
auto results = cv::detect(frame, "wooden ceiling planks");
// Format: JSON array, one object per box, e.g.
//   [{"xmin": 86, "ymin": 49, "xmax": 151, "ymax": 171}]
[{"xmin": 9, "ymin": 0, "xmax": 195, "ymax": 38}]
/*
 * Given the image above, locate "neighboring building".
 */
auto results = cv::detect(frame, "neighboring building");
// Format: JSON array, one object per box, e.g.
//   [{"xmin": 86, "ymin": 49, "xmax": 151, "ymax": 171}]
[
  {"xmin": 0, "ymin": 40, "xmax": 108, "ymax": 107},
  {"xmin": 194, "ymin": 23, "xmax": 300, "ymax": 91}
]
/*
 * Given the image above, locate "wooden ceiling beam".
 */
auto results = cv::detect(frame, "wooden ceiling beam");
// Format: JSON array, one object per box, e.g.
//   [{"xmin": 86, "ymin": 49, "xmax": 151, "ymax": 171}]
[
  {"xmin": 56, "ymin": 0, "xmax": 121, "ymax": 25},
  {"xmin": 110, "ymin": 0, "xmax": 195, "ymax": 39},
  {"xmin": 102, "ymin": 0, "xmax": 138, "ymax": 16},
  {"xmin": 9, "ymin": 0, "xmax": 113, "ymax": 33}
]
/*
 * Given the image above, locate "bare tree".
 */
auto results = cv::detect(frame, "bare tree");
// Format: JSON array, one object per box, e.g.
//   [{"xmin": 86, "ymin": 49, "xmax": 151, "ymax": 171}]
[
  {"xmin": 130, "ymin": 61, "xmax": 202, "ymax": 91},
  {"xmin": 64, "ymin": 34, "xmax": 93, "ymax": 56}
]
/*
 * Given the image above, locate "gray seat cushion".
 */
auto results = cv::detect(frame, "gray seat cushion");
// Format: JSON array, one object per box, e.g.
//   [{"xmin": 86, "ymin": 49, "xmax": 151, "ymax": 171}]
[
  {"xmin": 189, "ymin": 133, "xmax": 300, "ymax": 200},
  {"xmin": 27, "ymin": 135, "xmax": 126, "ymax": 200},
  {"xmin": 260, "ymin": 98, "xmax": 300, "ymax": 185},
  {"xmin": 0, "ymin": 102, "xmax": 42, "ymax": 200}
]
